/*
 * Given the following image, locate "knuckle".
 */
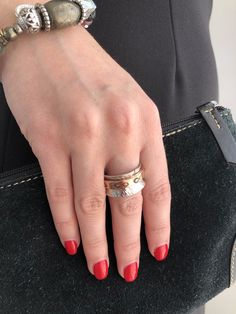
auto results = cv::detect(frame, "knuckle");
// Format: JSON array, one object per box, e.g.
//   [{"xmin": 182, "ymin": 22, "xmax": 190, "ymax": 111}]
[
  {"xmin": 145, "ymin": 100, "xmax": 160, "ymax": 117},
  {"xmin": 147, "ymin": 223, "xmax": 170, "ymax": 236},
  {"xmin": 107, "ymin": 98, "xmax": 137, "ymax": 134},
  {"xmin": 85, "ymin": 237, "xmax": 107, "ymax": 249},
  {"xmin": 54, "ymin": 219, "xmax": 75, "ymax": 229},
  {"xmin": 26, "ymin": 122, "xmax": 60, "ymax": 156},
  {"xmin": 118, "ymin": 194, "xmax": 142, "ymax": 216},
  {"xmin": 68, "ymin": 110, "xmax": 100, "ymax": 139},
  {"xmin": 119, "ymin": 239, "xmax": 140, "ymax": 253},
  {"xmin": 78, "ymin": 195, "xmax": 105, "ymax": 216},
  {"xmin": 148, "ymin": 181, "xmax": 171, "ymax": 204},
  {"xmin": 143, "ymin": 100, "xmax": 161, "ymax": 126},
  {"xmin": 47, "ymin": 186, "xmax": 71, "ymax": 204}
]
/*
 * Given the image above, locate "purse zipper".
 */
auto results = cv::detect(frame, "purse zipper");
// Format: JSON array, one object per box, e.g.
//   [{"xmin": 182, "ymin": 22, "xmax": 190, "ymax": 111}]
[
  {"xmin": 0, "ymin": 102, "xmax": 230, "ymax": 183},
  {"xmin": 162, "ymin": 102, "xmax": 226, "ymax": 130}
]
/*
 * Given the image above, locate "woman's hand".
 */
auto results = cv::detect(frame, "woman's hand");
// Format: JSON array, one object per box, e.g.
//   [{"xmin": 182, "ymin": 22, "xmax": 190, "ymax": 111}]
[{"xmin": 1, "ymin": 25, "xmax": 171, "ymax": 282}]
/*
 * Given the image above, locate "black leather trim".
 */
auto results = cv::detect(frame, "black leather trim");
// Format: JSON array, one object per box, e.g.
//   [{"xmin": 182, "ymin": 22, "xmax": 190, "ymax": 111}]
[{"xmin": 197, "ymin": 102, "xmax": 236, "ymax": 164}]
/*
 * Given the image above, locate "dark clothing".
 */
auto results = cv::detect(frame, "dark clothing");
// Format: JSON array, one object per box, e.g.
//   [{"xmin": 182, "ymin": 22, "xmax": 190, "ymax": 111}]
[
  {"xmin": 0, "ymin": 1, "xmax": 217, "ymax": 312},
  {"xmin": 88, "ymin": 0, "xmax": 218, "ymax": 123}
]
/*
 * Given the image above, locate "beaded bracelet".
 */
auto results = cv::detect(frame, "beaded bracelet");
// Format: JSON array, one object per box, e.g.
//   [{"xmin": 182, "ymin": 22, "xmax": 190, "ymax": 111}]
[{"xmin": 0, "ymin": 0, "xmax": 96, "ymax": 54}]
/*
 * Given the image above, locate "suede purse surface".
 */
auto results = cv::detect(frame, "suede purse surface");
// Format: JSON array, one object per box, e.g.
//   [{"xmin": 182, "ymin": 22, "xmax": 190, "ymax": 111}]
[{"xmin": 0, "ymin": 101, "xmax": 236, "ymax": 314}]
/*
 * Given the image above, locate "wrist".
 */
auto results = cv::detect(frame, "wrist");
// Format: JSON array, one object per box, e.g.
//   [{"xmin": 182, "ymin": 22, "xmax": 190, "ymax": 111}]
[
  {"xmin": 0, "ymin": 0, "xmax": 40, "ymax": 77},
  {"xmin": 0, "ymin": 0, "xmax": 96, "ymax": 80}
]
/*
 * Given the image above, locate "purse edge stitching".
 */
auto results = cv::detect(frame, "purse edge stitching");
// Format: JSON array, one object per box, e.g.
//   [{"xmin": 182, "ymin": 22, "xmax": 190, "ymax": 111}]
[
  {"xmin": 0, "ymin": 175, "xmax": 43, "ymax": 190},
  {"xmin": 0, "ymin": 111, "xmax": 231, "ymax": 191},
  {"xmin": 163, "ymin": 111, "xmax": 229, "ymax": 138},
  {"xmin": 163, "ymin": 120, "xmax": 202, "ymax": 138}
]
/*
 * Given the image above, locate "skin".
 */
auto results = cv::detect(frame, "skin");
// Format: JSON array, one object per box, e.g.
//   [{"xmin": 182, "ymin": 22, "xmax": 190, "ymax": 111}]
[{"xmin": 0, "ymin": 2, "xmax": 171, "ymax": 281}]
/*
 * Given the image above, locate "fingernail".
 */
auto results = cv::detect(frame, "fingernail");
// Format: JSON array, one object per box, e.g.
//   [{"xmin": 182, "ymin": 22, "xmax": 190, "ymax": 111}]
[
  {"xmin": 64, "ymin": 240, "xmax": 78, "ymax": 255},
  {"xmin": 154, "ymin": 244, "xmax": 169, "ymax": 261},
  {"xmin": 124, "ymin": 262, "xmax": 138, "ymax": 282},
  {"xmin": 93, "ymin": 259, "xmax": 109, "ymax": 280}
]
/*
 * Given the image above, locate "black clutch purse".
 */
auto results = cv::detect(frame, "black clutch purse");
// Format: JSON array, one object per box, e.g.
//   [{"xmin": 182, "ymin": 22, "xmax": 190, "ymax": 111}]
[{"xmin": 0, "ymin": 101, "xmax": 236, "ymax": 314}]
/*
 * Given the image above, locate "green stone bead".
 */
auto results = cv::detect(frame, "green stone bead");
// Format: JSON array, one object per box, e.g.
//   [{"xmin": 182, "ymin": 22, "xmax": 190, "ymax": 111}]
[
  {"xmin": 44, "ymin": 0, "xmax": 82, "ymax": 30},
  {"xmin": 3, "ymin": 26, "xmax": 18, "ymax": 41}
]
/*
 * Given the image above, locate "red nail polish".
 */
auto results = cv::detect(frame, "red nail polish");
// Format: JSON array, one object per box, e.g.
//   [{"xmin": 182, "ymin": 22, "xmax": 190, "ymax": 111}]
[
  {"xmin": 154, "ymin": 244, "xmax": 169, "ymax": 261},
  {"xmin": 93, "ymin": 259, "xmax": 108, "ymax": 280},
  {"xmin": 124, "ymin": 262, "xmax": 138, "ymax": 282},
  {"xmin": 65, "ymin": 240, "xmax": 78, "ymax": 255}
]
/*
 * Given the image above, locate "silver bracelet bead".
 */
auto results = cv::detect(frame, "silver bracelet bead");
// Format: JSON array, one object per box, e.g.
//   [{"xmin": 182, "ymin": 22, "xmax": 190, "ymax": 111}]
[
  {"xmin": 34, "ymin": 3, "xmax": 51, "ymax": 31},
  {"xmin": 68, "ymin": 0, "xmax": 96, "ymax": 28},
  {"xmin": 15, "ymin": 4, "xmax": 42, "ymax": 33},
  {"xmin": 12, "ymin": 23, "xmax": 24, "ymax": 34}
]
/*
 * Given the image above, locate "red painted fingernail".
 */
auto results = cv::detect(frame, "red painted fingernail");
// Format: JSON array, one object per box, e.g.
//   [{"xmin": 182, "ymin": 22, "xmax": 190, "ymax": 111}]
[
  {"xmin": 154, "ymin": 244, "xmax": 169, "ymax": 261},
  {"xmin": 65, "ymin": 240, "xmax": 78, "ymax": 255},
  {"xmin": 93, "ymin": 259, "xmax": 108, "ymax": 280},
  {"xmin": 124, "ymin": 262, "xmax": 138, "ymax": 282}
]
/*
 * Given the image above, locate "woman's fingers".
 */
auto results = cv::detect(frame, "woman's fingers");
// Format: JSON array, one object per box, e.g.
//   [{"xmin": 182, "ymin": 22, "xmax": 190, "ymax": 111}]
[
  {"xmin": 35, "ymin": 143, "xmax": 80, "ymax": 256},
  {"xmin": 27, "ymin": 96, "xmax": 170, "ymax": 284},
  {"xmin": 106, "ymin": 158, "xmax": 143, "ymax": 282},
  {"xmin": 141, "ymin": 109, "xmax": 171, "ymax": 261},
  {"xmin": 71, "ymin": 145, "xmax": 109, "ymax": 280},
  {"xmin": 1, "ymin": 17, "xmax": 173, "ymax": 284}
]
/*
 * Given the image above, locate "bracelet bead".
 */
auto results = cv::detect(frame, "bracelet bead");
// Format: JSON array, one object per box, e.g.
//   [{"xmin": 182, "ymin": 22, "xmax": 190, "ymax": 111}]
[
  {"xmin": 44, "ymin": 0, "xmax": 82, "ymax": 30},
  {"xmin": 35, "ymin": 3, "xmax": 51, "ymax": 31},
  {"xmin": 2, "ymin": 26, "xmax": 18, "ymax": 41},
  {"xmin": 0, "ymin": 0, "xmax": 96, "ymax": 54},
  {"xmin": 0, "ymin": 30, "xmax": 9, "ymax": 45},
  {"xmin": 13, "ymin": 24, "xmax": 24, "ymax": 34}
]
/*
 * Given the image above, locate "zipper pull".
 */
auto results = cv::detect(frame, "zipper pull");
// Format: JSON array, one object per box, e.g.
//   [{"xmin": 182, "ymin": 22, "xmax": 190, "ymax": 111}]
[{"xmin": 197, "ymin": 101, "xmax": 236, "ymax": 164}]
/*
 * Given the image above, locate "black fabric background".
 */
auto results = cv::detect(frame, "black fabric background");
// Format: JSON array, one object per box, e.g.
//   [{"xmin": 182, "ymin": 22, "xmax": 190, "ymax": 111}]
[{"xmin": 0, "ymin": 109, "xmax": 235, "ymax": 314}]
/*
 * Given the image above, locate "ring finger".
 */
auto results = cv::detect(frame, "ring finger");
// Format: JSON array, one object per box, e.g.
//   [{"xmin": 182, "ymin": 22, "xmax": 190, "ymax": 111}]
[{"xmin": 105, "ymin": 157, "xmax": 143, "ymax": 282}]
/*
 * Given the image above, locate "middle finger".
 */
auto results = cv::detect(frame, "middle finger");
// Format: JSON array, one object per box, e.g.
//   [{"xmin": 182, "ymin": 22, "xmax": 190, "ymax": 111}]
[{"xmin": 71, "ymin": 145, "xmax": 109, "ymax": 280}]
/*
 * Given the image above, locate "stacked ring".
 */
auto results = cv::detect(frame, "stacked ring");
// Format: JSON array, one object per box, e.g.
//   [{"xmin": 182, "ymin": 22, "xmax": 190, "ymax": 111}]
[{"xmin": 104, "ymin": 163, "xmax": 145, "ymax": 198}]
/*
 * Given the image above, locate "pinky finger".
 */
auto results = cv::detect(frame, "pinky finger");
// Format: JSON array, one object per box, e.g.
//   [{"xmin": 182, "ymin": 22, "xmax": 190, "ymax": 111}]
[{"xmin": 140, "ymin": 133, "xmax": 171, "ymax": 261}]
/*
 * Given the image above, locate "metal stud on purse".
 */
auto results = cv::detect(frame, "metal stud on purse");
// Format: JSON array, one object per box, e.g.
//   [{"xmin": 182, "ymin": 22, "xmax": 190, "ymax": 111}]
[{"xmin": 0, "ymin": 0, "xmax": 97, "ymax": 54}]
